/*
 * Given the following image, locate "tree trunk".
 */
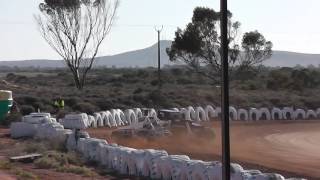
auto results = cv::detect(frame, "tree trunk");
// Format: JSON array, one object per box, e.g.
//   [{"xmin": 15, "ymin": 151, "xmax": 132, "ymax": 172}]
[{"xmin": 72, "ymin": 69, "xmax": 82, "ymax": 90}]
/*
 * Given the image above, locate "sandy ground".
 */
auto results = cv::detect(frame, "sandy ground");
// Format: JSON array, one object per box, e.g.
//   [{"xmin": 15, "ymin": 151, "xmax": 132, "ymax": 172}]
[{"xmin": 88, "ymin": 120, "xmax": 320, "ymax": 179}]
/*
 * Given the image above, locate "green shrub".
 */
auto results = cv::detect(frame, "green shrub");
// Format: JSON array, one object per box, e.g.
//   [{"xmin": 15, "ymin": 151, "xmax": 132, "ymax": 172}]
[
  {"xmin": 150, "ymin": 80, "xmax": 159, "ymax": 86},
  {"xmin": 6, "ymin": 73, "xmax": 16, "ymax": 80},
  {"xmin": 176, "ymin": 78, "xmax": 193, "ymax": 84},
  {"xmin": 0, "ymin": 160, "xmax": 13, "ymax": 170},
  {"xmin": 56, "ymin": 165, "xmax": 95, "ymax": 177},
  {"xmin": 14, "ymin": 168, "xmax": 38, "ymax": 180},
  {"xmin": 133, "ymin": 88, "xmax": 143, "ymax": 94},
  {"xmin": 1, "ymin": 112, "xmax": 22, "ymax": 126},
  {"xmin": 34, "ymin": 157, "xmax": 60, "ymax": 169},
  {"xmin": 24, "ymin": 142, "xmax": 48, "ymax": 154},
  {"xmin": 72, "ymin": 102, "xmax": 98, "ymax": 114},
  {"xmin": 148, "ymin": 90, "xmax": 170, "ymax": 107},
  {"xmin": 20, "ymin": 105, "xmax": 35, "ymax": 115},
  {"xmin": 65, "ymin": 97, "xmax": 82, "ymax": 107},
  {"xmin": 35, "ymin": 151, "xmax": 93, "ymax": 177},
  {"xmin": 94, "ymin": 99, "xmax": 114, "ymax": 111}
]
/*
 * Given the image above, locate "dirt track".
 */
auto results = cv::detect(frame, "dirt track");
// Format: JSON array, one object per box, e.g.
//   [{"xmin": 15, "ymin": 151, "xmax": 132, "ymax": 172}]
[
  {"xmin": 223, "ymin": 121, "xmax": 320, "ymax": 179},
  {"xmin": 88, "ymin": 120, "xmax": 320, "ymax": 179}
]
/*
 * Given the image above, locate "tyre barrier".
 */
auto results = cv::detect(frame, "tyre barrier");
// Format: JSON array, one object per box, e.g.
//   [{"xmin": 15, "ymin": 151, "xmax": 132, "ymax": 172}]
[
  {"xmin": 10, "ymin": 112, "xmax": 303, "ymax": 180},
  {"xmin": 259, "ymin": 108, "xmax": 271, "ymax": 120},
  {"xmin": 272, "ymin": 108, "xmax": 283, "ymax": 120},
  {"xmin": 282, "ymin": 107, "xmax": 294, "ymax": 120},
  {"xmin": 229, "ymin": 106, "xmax": 238, "ymax": 121},
  {"xmin": 66, "ymin": 132, "xmax": 296, "ymax": 180},
  {"xmin": 237, "ymin": 109, "xmax": 249, "ymax": 121},
  {"xmin": 205, "ymin": 105, "xmax": 218, "ymax": 120},
  {"xmin": 59, "ymin": 108, "xmax": 155, "ymax": 129},
  {"xmin": 306, "ymin": 110, "xmax": 317, "ymax": 119},
  {"xmin": 176, "ymin": 106, "xmax": 320, "ymax": 122},
  {"xmin": 58, "ymin": 106, "xmax": 320, "ymax": 131},
  {"xmin": 294, "ymin": 109, "xmax": 306, "ymax": 120},
  {"xmin": 195, "ymin": 107, "xmax": 207, "ymax": 122},
  {"xmin": 249, "ymin": 108, "xmax": 261, "ymax": 121}
]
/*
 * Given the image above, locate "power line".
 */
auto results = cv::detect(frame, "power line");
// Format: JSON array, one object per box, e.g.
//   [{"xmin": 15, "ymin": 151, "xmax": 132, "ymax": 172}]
[{"xmin": 0, "ymin": 21, "xmax": 179, "ymax": 30}]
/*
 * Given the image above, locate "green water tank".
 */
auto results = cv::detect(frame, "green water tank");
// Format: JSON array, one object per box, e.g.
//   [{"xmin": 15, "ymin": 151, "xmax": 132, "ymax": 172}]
[{"xmin": 0, "ymin": 90, "xmax": 13, "ymax": 122}]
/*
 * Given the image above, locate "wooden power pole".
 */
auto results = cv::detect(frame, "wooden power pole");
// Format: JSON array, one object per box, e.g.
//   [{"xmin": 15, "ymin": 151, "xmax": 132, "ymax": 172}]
[{"xmin": 155, "ymin": 26, "xmax": 163, "ymax": 89}]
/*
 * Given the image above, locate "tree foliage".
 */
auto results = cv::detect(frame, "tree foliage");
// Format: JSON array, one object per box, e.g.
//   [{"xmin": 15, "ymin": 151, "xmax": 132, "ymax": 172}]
[
  {"xmin": 35, "ymin": 0, "xmax": 119, "ymax": 89},
  {"xmin": 167, "ymin": 7, "xmax": 273, "ymax": 83}
]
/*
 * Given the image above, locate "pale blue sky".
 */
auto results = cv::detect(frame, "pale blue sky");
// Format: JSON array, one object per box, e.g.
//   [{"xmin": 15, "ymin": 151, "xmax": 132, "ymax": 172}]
[{"xmin": 0, "ymin": 0, "xmax": 320, "ymax": 60}]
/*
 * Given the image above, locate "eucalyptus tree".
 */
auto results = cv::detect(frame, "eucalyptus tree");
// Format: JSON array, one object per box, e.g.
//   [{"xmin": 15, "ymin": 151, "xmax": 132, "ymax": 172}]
[
  {"xmin": 36, "ymin": 0, "xmax": 119, "ymax": 89},
  {"xmin": 167, "ymin": 7, "xmax": 273, "ymax": 83}
]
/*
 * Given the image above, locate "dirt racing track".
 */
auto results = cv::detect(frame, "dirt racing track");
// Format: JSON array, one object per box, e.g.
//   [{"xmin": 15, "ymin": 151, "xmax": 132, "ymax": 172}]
[
  {"xmin": 222, "ymin": 121, "xmax": 320, "ymax": 179},
  {"xmin": 89, "ymin": 120, "xmax": 320, "ymax": 179}
]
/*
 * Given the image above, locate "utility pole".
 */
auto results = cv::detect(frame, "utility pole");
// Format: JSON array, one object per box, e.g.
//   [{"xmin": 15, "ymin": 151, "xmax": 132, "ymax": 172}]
[
  {"xmin": 220, "ymin": 0, "xmax": 230, "ymax": 180},
  {"xmin": 155, "ymin": 26, "xmax": 163, "ymax": 89}
]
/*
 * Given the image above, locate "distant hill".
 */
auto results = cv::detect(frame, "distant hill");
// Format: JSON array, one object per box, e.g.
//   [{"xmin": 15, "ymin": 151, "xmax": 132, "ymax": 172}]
[
  {"xmin": 0, "ymin": 40, "xmax": 320, "ymax": 68},
  {"xmin": 263, "ymin": 51, "xmax": 320, "ymax": 67}
]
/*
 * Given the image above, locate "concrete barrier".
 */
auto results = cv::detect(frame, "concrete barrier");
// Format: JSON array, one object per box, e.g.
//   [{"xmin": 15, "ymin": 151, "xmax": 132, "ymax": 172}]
[{"xmin": 10, "ymin": 122, "xmax": 38, "ymax": 138}]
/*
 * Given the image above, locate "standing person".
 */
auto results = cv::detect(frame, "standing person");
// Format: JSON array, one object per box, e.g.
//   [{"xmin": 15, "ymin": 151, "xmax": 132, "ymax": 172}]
[
  {"xmin": 57, "ymin": 97, "xmax": 65, "ymax": 110},
  {"xmin": 53, "ymin": 97, "xmax": 65, "ymax": 114}
]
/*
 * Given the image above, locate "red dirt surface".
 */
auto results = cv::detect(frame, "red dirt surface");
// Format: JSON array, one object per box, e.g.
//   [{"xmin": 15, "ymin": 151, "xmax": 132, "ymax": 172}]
[{"xmin": 88, "ymin": 120, "xmax": 320, "ymax": 179}]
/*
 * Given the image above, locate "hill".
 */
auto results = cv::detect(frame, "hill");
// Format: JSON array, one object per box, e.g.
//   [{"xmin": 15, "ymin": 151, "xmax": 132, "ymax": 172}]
[{"xmin": 0, "ymin": 40, "xmax": 319, "ymax": 68}]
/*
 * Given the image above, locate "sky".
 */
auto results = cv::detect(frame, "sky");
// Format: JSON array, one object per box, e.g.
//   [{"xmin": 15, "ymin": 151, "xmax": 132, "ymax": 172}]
[{"xmin": 0, "ymin": 0, "xmax": 320, "ymax": 60}]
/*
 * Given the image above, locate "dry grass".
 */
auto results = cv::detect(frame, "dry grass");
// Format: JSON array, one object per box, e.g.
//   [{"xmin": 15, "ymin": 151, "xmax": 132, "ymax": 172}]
[
  {"xmin": 34, "ymin": 151, "xmax": 95, "ymax": 177},
  {"xmin": 14, "ymin": 168, "xmax": 39, "ymax": 180},
  {"xmin": 56, "ymin": 165, "xmax": 96, "ymax": 177},
  {"xmin": 0, "ymin": 160, "xmax": 38, "ymax": 180},
  {"xmin": 0, "ymin": 160, "xmax": 13, "ymax": 170}
]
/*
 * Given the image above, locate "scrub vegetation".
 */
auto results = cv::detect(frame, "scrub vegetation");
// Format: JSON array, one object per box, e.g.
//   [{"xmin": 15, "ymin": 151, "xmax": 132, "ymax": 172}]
[{"xmin": 1, "ymin": 65, "xmax": 320, "ymax": 122}]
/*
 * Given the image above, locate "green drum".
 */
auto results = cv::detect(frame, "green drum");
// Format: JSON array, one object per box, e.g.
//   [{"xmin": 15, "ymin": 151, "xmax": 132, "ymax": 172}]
[{"xmin": 0, "ymin": 90, "xmax": 13, "ymax": 122}]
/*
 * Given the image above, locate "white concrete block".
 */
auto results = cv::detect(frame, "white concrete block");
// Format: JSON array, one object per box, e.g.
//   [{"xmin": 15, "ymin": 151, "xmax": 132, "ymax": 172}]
[
  {"xmin": 61, "ymin": 113, "xmax": 89, "ymax": 129},
  {"xmin": 10, "ymin": 122, "xmax": 38, "ymax": 138}
]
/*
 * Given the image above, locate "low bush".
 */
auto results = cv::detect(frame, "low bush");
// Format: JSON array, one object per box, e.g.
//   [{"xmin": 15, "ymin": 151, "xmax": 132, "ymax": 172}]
[
  {"xmin": 35, "ymin": 151, "xmax": 94, "ymax": 177},
  {"xmin": 133, "ymin": 87, "xmax": 143, "ymax": 94},
  {"xmin": 20, "ymin": 105, "xmax": 35, "ymax": 115},
  {"xmin": 34, "ymin": 156, "xmax": 60, "ymax": 169},
  {"xmin": 56, "ymin": 165, "xmax": 95, "ymax": 177},
  {"xmin": 72, "ymin": 102, "xmax": 98, "ymax": 115},
  {"xmin": 14, "ymin": 168, "xmax": 38, "ymax": 180},
  {"xmin": 1, "ymin": 112, "xmax": 22, "ymax": 126},
  {"xmin": 0, "ymin": 160, "xmax": 13, "ymax": 170},
  {"xmin": 24, "ymin": 142, "xmax": 48, "ymax": 154}
]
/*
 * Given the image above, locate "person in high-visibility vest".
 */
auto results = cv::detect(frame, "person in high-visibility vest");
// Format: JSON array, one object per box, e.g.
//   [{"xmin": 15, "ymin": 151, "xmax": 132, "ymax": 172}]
[{"xmin": 54, "ymin": 97, "xmax": 64, "ymax": 113}]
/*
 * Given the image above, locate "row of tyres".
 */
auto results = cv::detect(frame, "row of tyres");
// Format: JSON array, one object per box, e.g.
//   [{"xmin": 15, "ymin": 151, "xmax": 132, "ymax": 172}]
[
  {"xmin": 60, "ymin": 108, "xmax": 158, "ymax": 129},
  {"xmin": 67, "ymin": 133, "xmax": 290, "ymax": 180},
  {"xmin": 60, "ymin": 105, "xmax": 320, "ymax": 131},
  {"xmin": 180, "ymin": 105, "xmax": 320, "ymax": 121}
]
